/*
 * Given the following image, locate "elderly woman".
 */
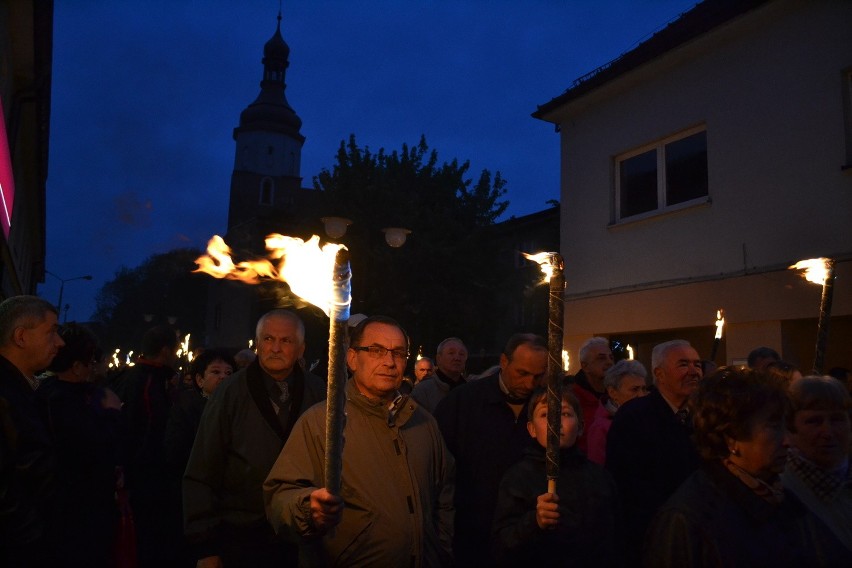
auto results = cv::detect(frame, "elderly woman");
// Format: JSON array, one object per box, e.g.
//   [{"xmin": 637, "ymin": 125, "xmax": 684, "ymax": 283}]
[
  {"xmin": 644, "ymin": 367, "xmax": 848, "ymax": 566},
  {"xmin": 781, "ymin": 375, "xmax": 852, "ymax": 553},
  {"xmin": 586, "ymin": 359, "xmax": 648, "ymax": 465}
]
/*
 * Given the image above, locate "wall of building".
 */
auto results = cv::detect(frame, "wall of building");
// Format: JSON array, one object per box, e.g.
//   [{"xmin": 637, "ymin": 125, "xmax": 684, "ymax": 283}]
[
  {"xmin": 555, "ymin": 0, "xmax": 852, "ymax": 294},
  {"xmin": 547, "ymin": 0, "xmax": 852, "ymax": 372}
]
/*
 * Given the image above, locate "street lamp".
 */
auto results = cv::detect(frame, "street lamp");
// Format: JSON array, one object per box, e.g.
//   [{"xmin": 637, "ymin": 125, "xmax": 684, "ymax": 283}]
[
  {"xmin": 320, "ymin": 217, "xmax": 411, "ymax": 247},
  {"xmin": 45, "ymin": 270, "xmax": 93, "ymax": 318}
]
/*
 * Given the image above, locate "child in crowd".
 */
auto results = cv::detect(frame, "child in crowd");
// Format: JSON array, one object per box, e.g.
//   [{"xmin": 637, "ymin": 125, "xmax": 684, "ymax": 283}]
[{"xmin": 492, "ymin": 387, "xmax": 621, "ymax": 566}]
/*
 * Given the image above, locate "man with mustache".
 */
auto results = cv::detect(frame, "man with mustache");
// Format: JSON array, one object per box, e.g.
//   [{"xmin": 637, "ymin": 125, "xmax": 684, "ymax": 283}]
[
  {"xmin": 184, "ymin": 309, "xmax": 325, "ymax": 568},
  {"xmin": 606, "ymin": 339, "xmax": 703, "ymax": 564}
]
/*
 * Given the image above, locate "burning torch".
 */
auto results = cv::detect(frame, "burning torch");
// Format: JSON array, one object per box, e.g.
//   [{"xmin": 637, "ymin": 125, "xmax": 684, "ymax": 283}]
[
  {"xmin": 324, "ymin": 250, "xmax": 351, "ymax": 495},
  {"xmin": 710, "ymin": 309, "xmax": 724, "ymax": 363},
  {"xmin": 523, "ymin": 251, "xmax": 565, "ymax": 494},
  {"xmin": 789, "ymin": 257, "xmax": 836, "ymax": 374},
  {"xmin": 194, "ymin": 233, "xmax": 352, "ymax": 494}
]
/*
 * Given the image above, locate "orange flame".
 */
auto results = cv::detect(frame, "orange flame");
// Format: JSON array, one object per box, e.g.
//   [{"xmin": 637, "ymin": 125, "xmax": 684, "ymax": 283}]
[
  {"xmin": 523, "ymin": 251, "xmax": 559, "ymax": 282},
  {"xmin": 789, "ymin": 257, "xmax": 830, "ymax": 285},
  {"xmin": 194, "ymin": 234, "xmax": 347, "ymax": 317}
]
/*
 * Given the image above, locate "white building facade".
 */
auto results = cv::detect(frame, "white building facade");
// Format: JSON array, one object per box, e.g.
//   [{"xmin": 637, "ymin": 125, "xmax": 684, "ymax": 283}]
[{"xmin": 534, "ymin": 0, "xmax": 852, "ymax": 373}]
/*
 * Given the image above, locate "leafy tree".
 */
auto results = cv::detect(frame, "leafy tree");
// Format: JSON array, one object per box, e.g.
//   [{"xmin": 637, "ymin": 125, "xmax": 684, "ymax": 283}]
[
  {"xmin": 92, "ymin": 248, "xmax": 208, "ymax": 352},
  {"xmin": 313, "ymin": 135, "xmax": 510, "ymax": 356}
]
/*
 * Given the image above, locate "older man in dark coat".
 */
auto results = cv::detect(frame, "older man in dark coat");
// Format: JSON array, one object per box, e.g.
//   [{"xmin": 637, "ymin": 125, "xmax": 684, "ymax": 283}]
[
  {"xmin": 605, "ymin": 339, "xmax": 702, "ymax": 564},
  {"xmin": 184, "ymin": 309, "xmax": 326, "ymax": 568}
]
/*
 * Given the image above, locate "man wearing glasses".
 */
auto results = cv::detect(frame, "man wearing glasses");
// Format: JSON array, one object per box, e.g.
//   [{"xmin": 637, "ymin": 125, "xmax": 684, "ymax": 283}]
[{"xmin": 264, "ymin": 315, "xmax": 455, "ymax": 566}]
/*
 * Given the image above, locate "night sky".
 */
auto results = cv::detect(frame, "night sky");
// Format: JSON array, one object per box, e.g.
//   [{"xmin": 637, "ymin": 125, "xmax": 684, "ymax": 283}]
[{"xmin": 39, "ymin": 0, "xmax": 697, "ymax": 322}]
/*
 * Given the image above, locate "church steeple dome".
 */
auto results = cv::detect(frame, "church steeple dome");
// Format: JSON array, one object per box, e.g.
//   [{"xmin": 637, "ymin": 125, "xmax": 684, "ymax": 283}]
[{"xmin": 236, "ymin": 12, "xmax": 303, "ymax": 139}]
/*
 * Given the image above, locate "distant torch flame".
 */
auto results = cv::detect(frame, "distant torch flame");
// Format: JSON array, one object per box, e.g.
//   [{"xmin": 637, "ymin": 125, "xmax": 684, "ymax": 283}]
[
  {"xmin": 194, "ymin": 234, "xmax": 347, "ymax": 317},
  {"xmin": 626, "ymin": 344, "xmax": 634, "ymax": 360},
  {"xmin": 523, "ymin": 251, "xmax": 558, "ymax": 282},
  {"xmin": 789, "ymin": 258, "xmax": 830, "ymax": 285},
  {"xmin": 714, "ymin": 310, "xmax": 725, "ymax": 340}
]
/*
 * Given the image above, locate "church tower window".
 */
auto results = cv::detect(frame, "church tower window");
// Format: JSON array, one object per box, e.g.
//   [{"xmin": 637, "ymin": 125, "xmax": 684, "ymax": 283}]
[{"xmin": 260, "ymin": 177, "xmax": 275, "ymax": 205}]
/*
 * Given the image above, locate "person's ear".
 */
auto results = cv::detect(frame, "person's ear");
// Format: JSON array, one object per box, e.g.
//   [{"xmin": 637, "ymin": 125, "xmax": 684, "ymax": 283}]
[
  {"xmin": 13, "ymin": 326, "xmax": 26, "ymax": 348},
  {"xmin": 526, "ymin": 420, "xmax": 537, "ymax": 439},
  {"xmin": 346, "ymin": 348, "xmax": 358, "ymax": 373}
]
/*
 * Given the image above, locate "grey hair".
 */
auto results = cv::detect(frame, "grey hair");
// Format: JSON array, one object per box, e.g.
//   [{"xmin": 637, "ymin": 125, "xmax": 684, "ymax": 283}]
[
  {"xmin": 255, "ymin": 309, "xmax": 305, "ymax": 344},
  {"xmin": 604, "ymin": 359, "xmax": 648, "ymax": 391},
  {"xmin": 579, "ymin": 337, "xmax": 610, "ymax": 364},
  {"xmin": 437, "ymin": 337, "xmax": 466, "ymax": 355},
  {"xmin": 0, "ymin": 296, "xmax": 58, "ymax": 347},
  {"xmin": 416, "ymin": 357, "xmax": 434, "ymax": 366},
  {"xmin": 651, "ymin": 340, "xmax": 692, "ymax": 382}
]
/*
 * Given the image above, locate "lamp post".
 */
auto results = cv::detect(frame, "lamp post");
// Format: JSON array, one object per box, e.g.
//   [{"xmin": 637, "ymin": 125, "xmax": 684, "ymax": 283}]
[{"xmin": 45, "ymin": 271, "xmax": 93, "ymax": 320}]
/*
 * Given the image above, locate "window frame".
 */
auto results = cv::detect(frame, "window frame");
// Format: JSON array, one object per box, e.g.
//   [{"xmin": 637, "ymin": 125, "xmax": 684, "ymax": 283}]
[{"xmin": 614, "ymin": 124, "xmax": 709, "ymax": 223}]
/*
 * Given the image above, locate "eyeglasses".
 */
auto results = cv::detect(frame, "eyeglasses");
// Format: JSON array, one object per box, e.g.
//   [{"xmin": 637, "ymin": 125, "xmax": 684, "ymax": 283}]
[{"xmin": 352, "ymin": 345, "xmax": 409, "ymax": 361}]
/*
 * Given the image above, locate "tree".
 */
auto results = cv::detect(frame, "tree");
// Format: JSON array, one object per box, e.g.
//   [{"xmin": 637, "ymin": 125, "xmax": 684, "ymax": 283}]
[
  {"xmin": 314, "ymin": 135, "xmax": 510, "ymax": 357},
  {"xmin": 92, "ymin": 248, "xmax": 208, "ymax": 352}
]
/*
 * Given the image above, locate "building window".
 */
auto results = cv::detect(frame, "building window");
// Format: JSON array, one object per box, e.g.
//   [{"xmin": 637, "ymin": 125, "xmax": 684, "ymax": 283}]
[
  {"xmin": 260, "ymin": 177, "xmax": 274, "ymax": 205},
  {"xmin": 616, "ymin": 126, "xmax": 708, "ymax": 220}
]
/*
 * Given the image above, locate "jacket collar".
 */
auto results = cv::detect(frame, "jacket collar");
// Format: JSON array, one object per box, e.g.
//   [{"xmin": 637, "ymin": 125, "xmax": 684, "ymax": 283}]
[{"xmin": 345, "ymin": 378, "xmax": 414, "ymax": 427}]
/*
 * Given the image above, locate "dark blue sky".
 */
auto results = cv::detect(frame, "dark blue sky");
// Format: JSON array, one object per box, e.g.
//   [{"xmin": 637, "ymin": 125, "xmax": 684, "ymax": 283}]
[{"xmin": 39, "ymin": 0, "xmax": 697, "ymax": 322}]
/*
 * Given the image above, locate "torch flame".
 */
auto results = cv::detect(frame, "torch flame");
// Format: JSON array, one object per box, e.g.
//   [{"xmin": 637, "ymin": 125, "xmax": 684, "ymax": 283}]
[
  {"xmin": 789, "ymin": 258, "xmax": 830, "ymax": 285},
  {"xmin": 523, "ymin": 251, "xmax": 561, "ymax": 282},
  {"xmin": 714, "ymin": 309, "xmax": 725, "ymax": 340},
  {"xmin": 626, "ymin": 344, "xmax": 634, "ymax": 360},
  {"xmin": 194, "ymin": 234, "xmax": 347, "ymax": 317}
]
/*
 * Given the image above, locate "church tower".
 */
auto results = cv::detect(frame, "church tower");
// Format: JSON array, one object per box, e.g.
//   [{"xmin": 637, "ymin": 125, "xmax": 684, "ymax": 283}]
[
  {"xmin": 227, "ymin": 13, "xmax": 305, "ymax": 234},
  {"xmin": 208, "ymin": 12, "xmax": 322, "ymax": 352}
]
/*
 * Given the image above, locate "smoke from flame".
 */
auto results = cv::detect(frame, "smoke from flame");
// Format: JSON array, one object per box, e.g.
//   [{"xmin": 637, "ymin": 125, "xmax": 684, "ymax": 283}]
[{"xmin": 194, "ymin": 234, "xmax": 347, "ymax": 317}]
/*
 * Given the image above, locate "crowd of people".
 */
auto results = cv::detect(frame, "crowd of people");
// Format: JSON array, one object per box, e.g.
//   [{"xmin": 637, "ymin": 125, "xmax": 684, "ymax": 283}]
[{"xmin": 0, "ymin": 294, "xmax": 850, "ymax": 566}]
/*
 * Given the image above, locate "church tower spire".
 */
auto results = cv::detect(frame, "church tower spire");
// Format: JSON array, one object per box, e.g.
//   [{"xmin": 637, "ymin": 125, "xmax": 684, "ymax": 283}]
[{"xmin": 228, "ymin": 10, "xmax": 305, "ymax": 232}]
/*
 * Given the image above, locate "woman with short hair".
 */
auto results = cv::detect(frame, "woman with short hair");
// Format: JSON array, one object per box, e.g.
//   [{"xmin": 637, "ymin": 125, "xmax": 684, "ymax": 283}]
[
  {"xmin": 586, "ymin": 359, "xmax": 648, "ymax": 465},
  {"xmin": 645, "ymin": 367, "xmax": 849, "ymax": 566},
  {"xmin": 781, "ymin": 375, "xmax": 852, "ymax": 553}
]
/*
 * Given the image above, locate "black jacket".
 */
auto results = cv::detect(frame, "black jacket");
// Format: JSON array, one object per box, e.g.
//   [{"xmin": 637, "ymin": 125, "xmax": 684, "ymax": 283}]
[
  {"xmin": 0, "ymin": 355, "xmax": 56, "ymax": 565},
  {"xmin": 605, "ymin": 389, "xmax": 700, "ymax": 562},
  {"xmin": 434, "ymin": 372, "xmax": 534, "ymax": 567},
  {"xmin": 645, "ymin": 460, "xmax": 852, "ymax": 567},
  {"xmin": 492, "ymin": 445, "xmax": 621, "ymax": 567},
  {"xmin": 37, "ymin": 376, "xmax": 123, "ymax": 566}
]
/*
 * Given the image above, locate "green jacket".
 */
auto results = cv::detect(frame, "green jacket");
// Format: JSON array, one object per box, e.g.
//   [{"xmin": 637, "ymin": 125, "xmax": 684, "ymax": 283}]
[
  {"xmin": 264, "ymin": 378, "xmax": 455, "ymax": 567},
  {"xmin": 183, "ymin": 360, "xmax": 326, "ymax": 558}
]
